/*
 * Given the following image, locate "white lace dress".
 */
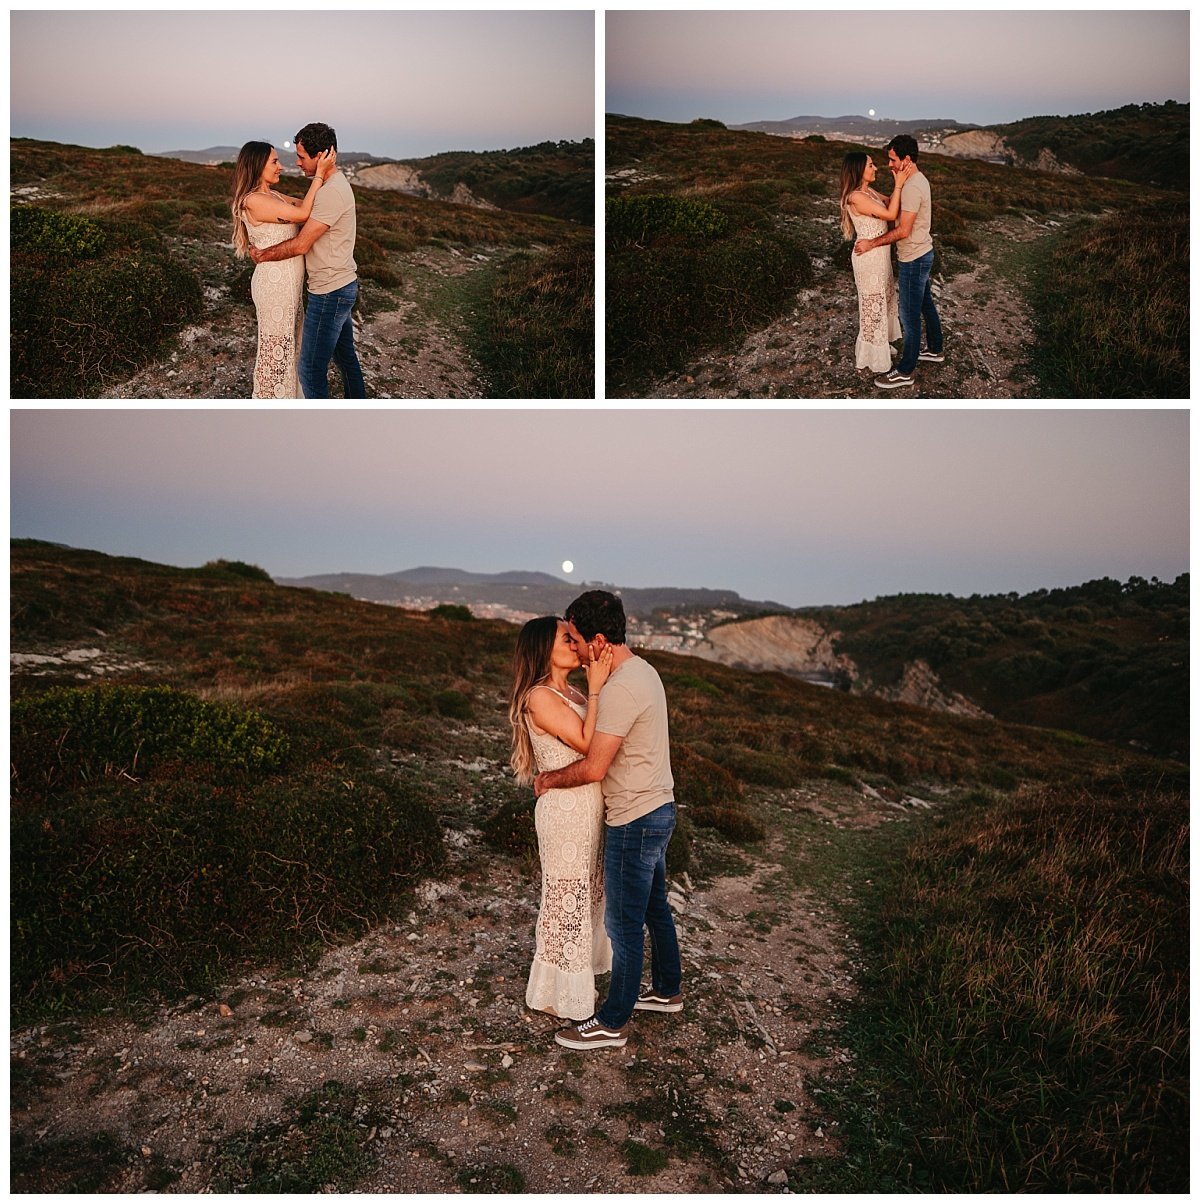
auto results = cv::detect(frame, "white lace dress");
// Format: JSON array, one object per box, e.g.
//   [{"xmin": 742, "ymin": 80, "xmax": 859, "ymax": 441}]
[
  {"xmin": 849, "ymin": 203, "xmax": 901, "ymax": 372},
  {"xmin": 525, "ymin": 689, "xmax": 612, "ymax": 1020},
  {"xmin": 242, "ymin": 214, "xmax": 305, "ymax": 398}
]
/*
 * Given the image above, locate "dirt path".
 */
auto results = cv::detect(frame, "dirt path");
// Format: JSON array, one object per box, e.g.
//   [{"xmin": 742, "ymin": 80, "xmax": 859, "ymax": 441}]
[
  {"xmin": 10, "ymin": 779, "xmax": 927, "ymax": 1194},
  {"xmin": 100, "ymin": 246, "xmax": 491, "ymax": 400},
  {"xmin": 639, "ymin": 210, "xmax": 1066, "ymax": 399}
]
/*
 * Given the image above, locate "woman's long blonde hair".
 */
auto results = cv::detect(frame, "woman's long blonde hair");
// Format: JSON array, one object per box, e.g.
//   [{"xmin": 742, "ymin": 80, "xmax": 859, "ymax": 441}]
[
  {"xmin": 838, "ymin": 152, "xmax": 869, "ymax": 241},
  {"xmin": 508, "ymin": 615, "xmax": 560, "ymax": 785},
  {"xmin": 230, "ymin": 141, "xmax": 272, "ymax": 259}
]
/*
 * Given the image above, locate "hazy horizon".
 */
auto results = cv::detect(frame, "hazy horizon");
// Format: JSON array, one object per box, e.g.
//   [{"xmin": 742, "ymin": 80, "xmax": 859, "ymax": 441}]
[
  {"xmin": 10, "ymin": 411, "xmax": 1188, "ymax": 610},
  {"xmin": 606, "ymin": 11, "xmax": 1188, "ymax": 128},
  {"xmin": 11, "ymin": 11, "xmax": 594, "ymax": 159}
]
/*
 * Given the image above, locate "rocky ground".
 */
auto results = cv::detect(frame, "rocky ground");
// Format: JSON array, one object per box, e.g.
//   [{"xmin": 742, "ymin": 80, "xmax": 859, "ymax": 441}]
[
  {"xmin": 633, "ymin": 208, "xmax": 1071, "ymax": 399},
  {"xmin": 100, "ymin": 244, "xmax": 497, "ymax": 401},
  {"xmin": 10, "ymin": 760, "xmax": 937, "ymax": 1194}
]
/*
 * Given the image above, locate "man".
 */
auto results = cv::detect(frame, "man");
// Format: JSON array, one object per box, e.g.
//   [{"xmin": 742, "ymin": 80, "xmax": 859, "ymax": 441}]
[
  {"xmin": 533, "ymin": 590, "xmax": 682, "ymax": 1050},
  {"xmin": 853, "ymin": 134, "xmax": 944, "ymax": 390},
  {"xmin": 249, "ymin": 122, "xmax": 365, "ymax": 398}
]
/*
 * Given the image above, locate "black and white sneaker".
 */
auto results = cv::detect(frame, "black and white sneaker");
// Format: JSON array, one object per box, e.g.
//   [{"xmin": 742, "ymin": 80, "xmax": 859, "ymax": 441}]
[{"xmin": 874, "ymin": 369, "xmax": 914, "ymax": 389}]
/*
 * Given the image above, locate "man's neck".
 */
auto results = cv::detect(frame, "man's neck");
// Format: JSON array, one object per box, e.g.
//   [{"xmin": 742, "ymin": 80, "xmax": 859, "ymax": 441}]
[{"xmin": 609, "ymin": 644, "xmax": 636, "ymax": 670}]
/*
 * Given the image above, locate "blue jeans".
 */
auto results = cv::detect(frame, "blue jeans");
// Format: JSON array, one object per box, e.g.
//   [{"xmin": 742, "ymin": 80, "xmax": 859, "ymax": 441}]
[
  {"xmin": 896, "ymin": 250, "xmax": 942, "ymax": 375},
  {"xmin": 596, "ymin": 801, "xmax": 682, "ymax": 1028},
  {"xmin": 299, "ymin": 281, "xmax": 366, "ymax": 399}
]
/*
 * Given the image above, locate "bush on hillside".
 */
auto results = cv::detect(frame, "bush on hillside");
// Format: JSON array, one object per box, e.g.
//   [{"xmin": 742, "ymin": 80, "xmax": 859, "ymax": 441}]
[
  {"xmin": 607, "ymin": 196, "xmax": 812, "ymax": 392},
  {"xmin": 11, "ymin": 207, "xmax": 202, "ymax": 398},
  {"xmin": 11, "ymin": 685, "xmax": 290, "ymax": 798},
  {"xmin": 11, "ymin": 768, "xmax": 446, "ymax": 1014}
]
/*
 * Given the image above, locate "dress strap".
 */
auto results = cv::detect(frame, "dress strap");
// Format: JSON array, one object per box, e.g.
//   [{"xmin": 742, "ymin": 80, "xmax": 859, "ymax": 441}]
[{"xmin": 529, "ymin": 683, "xmax": 580, "ymax": 705}]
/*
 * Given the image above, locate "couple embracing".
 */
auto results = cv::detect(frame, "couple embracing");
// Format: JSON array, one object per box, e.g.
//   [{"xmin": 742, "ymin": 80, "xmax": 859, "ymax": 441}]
[
  {"xmin": 840, "ymin": 134, "xmax": 945, "ymax": 390},
  {"xmin": 230, "ymin": 122, "xmax": 366, "ymax": 399},
  {"xmin": 509, "ymin": 590, "xmax": 682, "ymax": 1050}
]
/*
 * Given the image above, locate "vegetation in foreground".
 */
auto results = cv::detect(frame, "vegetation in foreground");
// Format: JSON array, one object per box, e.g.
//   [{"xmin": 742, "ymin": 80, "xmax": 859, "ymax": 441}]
[
  {"xmin": 9, "ymin": 538, "xmax": 1188, "ymax": 1191},
  {"xmin": 1029, "ymin": 197, "xmax": 1188, "ymax": 397},
  {"xmin": 605, "ymin": 114, "xmax": 1186, "ymax": 397},
  {"xmin": 10, "ymin": 137, "xmax": 592, "ymax": 398},
  {"xmin": 805, "ymin": 783, "xmax": 1187, "ymax": 1192}
]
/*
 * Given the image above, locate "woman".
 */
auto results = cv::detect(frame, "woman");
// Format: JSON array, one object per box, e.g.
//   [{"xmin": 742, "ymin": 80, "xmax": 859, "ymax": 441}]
[
  {"xmin": 839, "ymin": 152, "xmax": 915, "ymax": 373},
  {"xmin": 230, "ymin": 141, "xmax": 336, "ymax": 398},
  {"xmin": 509, "ymin": 616, "xmax": 614, "ymax": 1020}
]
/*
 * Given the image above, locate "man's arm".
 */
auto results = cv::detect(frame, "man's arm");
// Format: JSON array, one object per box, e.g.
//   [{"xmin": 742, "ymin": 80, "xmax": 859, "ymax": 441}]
[
  {"xmin": 854, "ymin": 208, "xmax": 917, "ymax": 255},
  {"xmin": 534, "ymin": 731, "xmax": 622, "ymax": 796},
  {"xmin": 249, "ymin": 217, "xmax": 329, "ymax": 263}
]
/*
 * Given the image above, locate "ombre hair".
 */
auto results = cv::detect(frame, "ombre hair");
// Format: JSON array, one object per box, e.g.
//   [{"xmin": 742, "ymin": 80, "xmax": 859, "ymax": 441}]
[
  {"xmin": 508, "ymin": 615, "xmax": 561, "ymax": 785},
  {"xmin": 838, "ymin": 152, "xmax": 869, "ymax": 241},
  {"xmin": 230, "ymin": 140, "xmax": 273, "ymax": 258}
]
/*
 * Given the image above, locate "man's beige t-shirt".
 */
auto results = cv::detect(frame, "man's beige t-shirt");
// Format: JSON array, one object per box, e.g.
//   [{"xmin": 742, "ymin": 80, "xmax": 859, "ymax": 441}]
[
  {"xmin": 595, "ymin": 655, "xmax": 674, "ymax": 827},
  {"xmin": 306, "ymin": 171, "xmax": 358, "ymax": 294},
  {"xmin": 896, "ymin": 170, "xmax": 933, "ymax": 263}
]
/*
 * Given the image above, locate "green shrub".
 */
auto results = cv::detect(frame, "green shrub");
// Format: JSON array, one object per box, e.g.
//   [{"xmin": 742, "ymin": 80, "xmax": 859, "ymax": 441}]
[
  {"xmin": 606, "ymin": 193, "xmax": 728, "ymax": 245},
  {"xmin": 431, "ymin": 603, "xmax": 474, "ymax": 621},
  {"xmin": 11, "ymin": 214, "xmax": 203, "ymax": 398},
  {"xmin": 607, "ymin": 202, "xmax": 811, "ymax": 392},
  {"xmin": 11, "ymin": 684, "xmax": 290, "ymax": 797},
  {"xmin": 11, "ymin": 768, "xmax": 445, "ymax": 1014},
  {"xmin": 202, "ymin": 559, "xmax": 273, "ymax": 582},
  {"xmin": 11, "ymin": 205, "xmax": 106, "ymax": 257}
]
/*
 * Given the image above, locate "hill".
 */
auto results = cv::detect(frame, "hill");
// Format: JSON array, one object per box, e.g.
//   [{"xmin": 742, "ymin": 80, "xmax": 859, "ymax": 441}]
[
  {"xmin": 276, "ymin": 564, "xmax": 784, "ymax": 618},
  {"xmin": 605, "ymin": 114, "xmax": 1187, "ymax": 398},
  {"xmin": 731, "ymin": 113, "xmax": 977, "ymax": 140},
  {"xmin": 10, "ymin": 137, "xmax": 593, "ymax": 399},
  {"xmin": 9, "ymin": 538, "xmax": 1187, "ymax": 1193},
  {"xmin": 695, "ymin": 576, "xmax": 1189, "ymax": 760},
  {"xmin": 993, "ymin": 101, "xmax": 1188, "ymax": 190}
]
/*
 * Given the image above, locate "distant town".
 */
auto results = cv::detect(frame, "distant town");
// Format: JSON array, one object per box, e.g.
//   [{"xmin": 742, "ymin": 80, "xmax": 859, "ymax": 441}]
[{"xmin": 380, "ymin": 592, "xmax": 746, "ymax": 652}]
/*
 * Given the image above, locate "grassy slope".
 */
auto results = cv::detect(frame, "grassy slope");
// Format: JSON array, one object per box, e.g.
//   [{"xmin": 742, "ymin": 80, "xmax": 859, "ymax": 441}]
[
  {"xmin": 605, "ymin": 115, "xmax": 1185, "ymax": 396},
  {"xmin": 11, "ymin": 540, "xmax": 1188, "ymax": 1191},
  {"xmin": 10, "ymin": 138, "xmax": 592, "ymax": 397}
]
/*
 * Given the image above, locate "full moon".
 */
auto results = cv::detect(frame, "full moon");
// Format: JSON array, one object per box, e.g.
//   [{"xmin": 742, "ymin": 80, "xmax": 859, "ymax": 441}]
[
  {"xmin": 283, "ymin": 140, "xmax": 292, "ymax": 148},
  {"xmin": 562, "ymin": 560, "xmax": 574, "ymax": 574},
  {"xmin": 868, "ymin": 109, "xmax": 876, "ymax": 117}
]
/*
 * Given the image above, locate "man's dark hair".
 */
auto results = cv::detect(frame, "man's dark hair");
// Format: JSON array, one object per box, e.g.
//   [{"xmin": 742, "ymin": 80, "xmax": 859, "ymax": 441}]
[
  {"xmin": 565, "ymin": 590, "xmax": 626, "ymax": 645},
  {"xmin": 886, "ymin": 134, "xmax": 919, "ymax": 163},
  {"xmin": 294, "ymin": 122, "xmax": 337, "ymax": 156}
]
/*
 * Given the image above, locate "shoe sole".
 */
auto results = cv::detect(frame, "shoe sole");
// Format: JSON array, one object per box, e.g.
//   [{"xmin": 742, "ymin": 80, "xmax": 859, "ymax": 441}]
[
  {"xmin": 634, "ymin": 1000, "xmax": 683, "ymax": 1012},
  {"xmin": 554, "ymin": 1032, "xmax": 627, "ymax": 1049},
  {"xmin": 918, "ymin": 355, "xmax": 944, "ymax": 362},
  {"xmin": 875, "ymin": 379, "xmax": 914, "ymax": 388}
]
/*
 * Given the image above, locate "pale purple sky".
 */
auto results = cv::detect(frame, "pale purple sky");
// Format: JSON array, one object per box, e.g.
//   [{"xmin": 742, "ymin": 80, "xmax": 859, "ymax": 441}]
[
  {"xmin": 607, "ymin": 10, "xmax": 1189, "ymax": 126},
  {"xmin": 9, "ymin": 410, "xmax": 1188, "ymax": 607},
  {"xmin": 11, "ymin": 10, "xmax": 594, "ymax": 158}
]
